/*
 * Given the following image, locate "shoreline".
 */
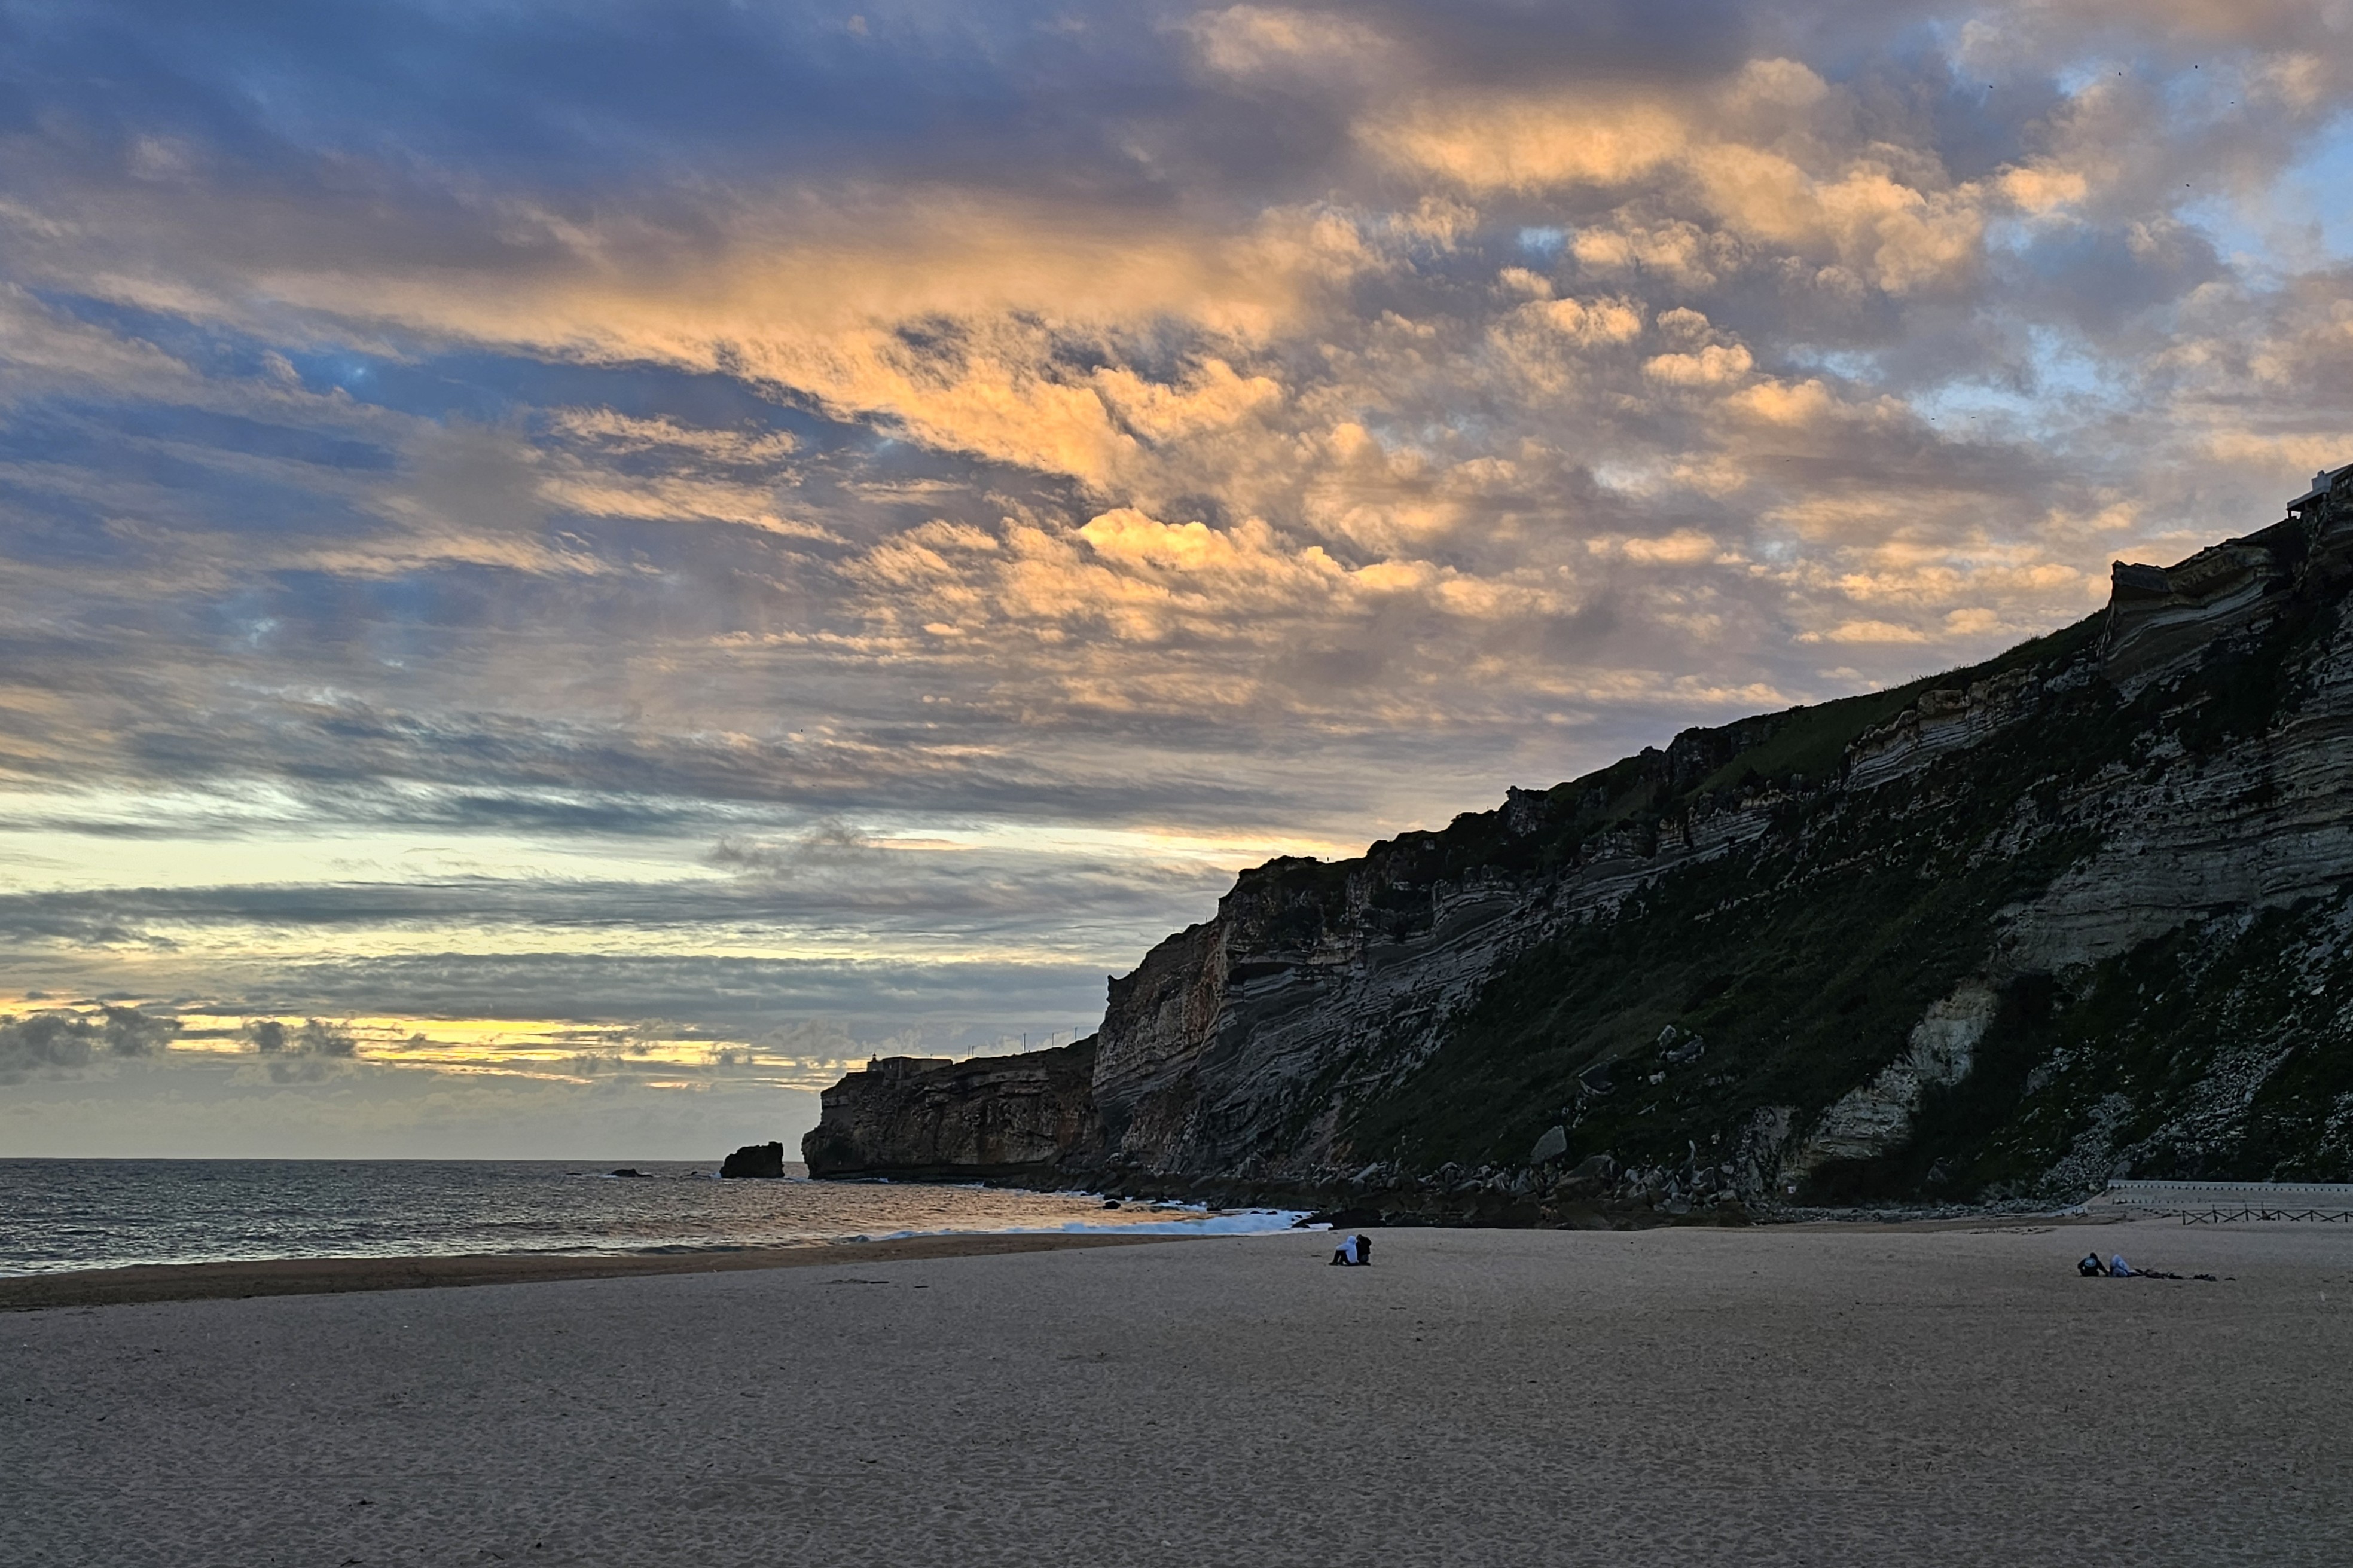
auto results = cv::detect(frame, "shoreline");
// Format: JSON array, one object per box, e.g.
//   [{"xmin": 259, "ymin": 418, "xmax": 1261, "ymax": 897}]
[
  {"xmin": 0, "ymin": 1231, "xmax": 1189, "ymax": 1312},
  {"xmin": 0, "ymin": 1205, "xmax": 2159, "ymax": 1312}
]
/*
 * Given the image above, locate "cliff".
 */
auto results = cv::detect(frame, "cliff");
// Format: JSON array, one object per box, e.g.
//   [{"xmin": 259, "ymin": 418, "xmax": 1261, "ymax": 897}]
[
  {"xmin": 808, "ymin": 466, "xmax": 2353, "ymax": 1214},
  {"xmin": 802, "ymin": 1040, "xmax": 1101, "ymax": 1181}
]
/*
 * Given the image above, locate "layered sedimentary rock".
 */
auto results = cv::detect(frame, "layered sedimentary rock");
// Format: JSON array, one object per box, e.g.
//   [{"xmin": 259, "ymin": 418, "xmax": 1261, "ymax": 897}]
[
  {"xmin": 802, "ymin": 1041, "xmax": 1100, "ymax": 1180},
  {"xmin": 809, "ymin": 469, "xmax": 2353, "ymax": 1209}
]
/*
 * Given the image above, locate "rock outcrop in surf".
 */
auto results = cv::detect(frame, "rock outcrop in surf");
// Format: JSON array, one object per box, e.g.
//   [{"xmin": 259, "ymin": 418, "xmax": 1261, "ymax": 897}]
[{"xmin": 718, "ymin": 1142, "xmax": 785, "ymax": 1178}]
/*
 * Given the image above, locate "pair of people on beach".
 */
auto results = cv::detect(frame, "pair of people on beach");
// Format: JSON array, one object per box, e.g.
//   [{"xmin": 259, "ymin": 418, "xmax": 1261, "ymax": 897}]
[
  {"xmin": 1329, "ymin": 1233, "xmax": 1372, "ymax": 1266},
  {"xmin": 2080, "ymin": 1251, "xmax": 2204, "ymax": 1280}
]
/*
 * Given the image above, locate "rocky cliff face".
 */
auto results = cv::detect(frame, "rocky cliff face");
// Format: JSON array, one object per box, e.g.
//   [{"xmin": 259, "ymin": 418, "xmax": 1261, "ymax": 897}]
[
  {"xmin": 803, "ymin": 1040, "xmax": 1100, "ymax": 1180},
  {"xmin": 808, "ymin": 470, "xmax": 2353, "ymax": 1213}
]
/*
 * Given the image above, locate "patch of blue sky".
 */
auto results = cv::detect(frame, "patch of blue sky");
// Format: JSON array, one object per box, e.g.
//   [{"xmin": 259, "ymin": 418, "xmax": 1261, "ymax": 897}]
[
  {"xmin": 2051, "ymin": 59, "xmax": 2141, "ymax": 99},
  {"xmin": 1982, "ymin": 213, "xmax": 2038, "ymax": 259},
  {"xmin": 105, "ymin": 404, "xmax": 394, "ymax": 471},
  {"xmin": 0, "ymin": 476, "xmax": 129, "ymax": 560},
  {"xmin": 1518, "ymin": 226, "xmax": 1567, "ymax": 259},
  {"xmin": 10, "ymin": 1, "xmax": 1075, "ymax": 184},
  {"xmin": 1776, "ymin": 347, "xmax": 1879, "ymax": 384},
  {"xmin": 30, "ymin": 290, "xmax": 826, "ymax": 457},
  {"xmin": 250, "ymin": 568, "xmax": 471, "ymax": 637},
  {"xmin": 2170, "ymin": 117, "xmax": 2350, "ymax": 283},
  {"xmin": 260, "ymin": 346, "xmax": 601, "ymax": 429},
  {"xmin": 2165, "ymin": 107, "xmax": 2353, "ymax": 278},
  {"xmin": 440, "ymin": 351, "xmax": 803, "ymax": 427},
  {"xmin": 0, "ymin": 408, "xmax": 378, "ymax": 543},
  {"xmin": 32, "ymin": 290, "xmax": 324, "ymax": 384},
  {"xmin": 1904, "ymin": 328, "xmax": 2113, "ymax": 433},
  {"xmin": 2174, "ymin": 191, "xmax": 2267, "ymax": 279},
  {"xmin": 2269, "ymin": 112, "xmax": 2353, "ymax": 261},
  {"xmin": 1902, "ymin": 384, "xmax": 2038, "ymax": 436}
]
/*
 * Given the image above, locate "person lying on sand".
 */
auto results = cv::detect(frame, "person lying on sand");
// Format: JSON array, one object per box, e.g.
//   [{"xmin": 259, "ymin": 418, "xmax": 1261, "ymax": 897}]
[{"xmin": 2077, "ymin": 1252, "xmax": 2211, "ymax": 1282}]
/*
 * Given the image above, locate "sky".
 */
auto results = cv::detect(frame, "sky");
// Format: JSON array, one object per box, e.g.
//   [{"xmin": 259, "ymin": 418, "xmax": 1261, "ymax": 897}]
[{"xmin": 2, "ymin": 0, "xmax": 2351, "ymax": 1158}]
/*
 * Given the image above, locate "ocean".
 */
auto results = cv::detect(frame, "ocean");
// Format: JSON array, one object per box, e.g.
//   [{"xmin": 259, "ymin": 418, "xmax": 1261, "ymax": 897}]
[{"xmin": 0, "ymin": 1159, "xmax": 1305, "ymax": 1276}]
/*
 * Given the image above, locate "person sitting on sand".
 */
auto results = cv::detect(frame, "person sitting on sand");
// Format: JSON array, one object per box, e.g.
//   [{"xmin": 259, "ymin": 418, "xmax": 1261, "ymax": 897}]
[
  {"xmin": 1330, "ymin": 1234, "xmax": 1355, "ymax": 1266},
  {"xmin": 2079, "ymin": 1251, "xmax": 2105, "ymax": 1276},
  {"xmin": 1329, "ymin": 1233, "xmax": 1372, "ymax": 1266}
]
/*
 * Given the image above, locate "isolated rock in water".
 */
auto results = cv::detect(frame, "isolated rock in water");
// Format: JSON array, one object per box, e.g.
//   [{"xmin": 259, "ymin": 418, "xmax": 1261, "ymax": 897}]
[{"xmin": 719, "ymin": 1141, "xmax": 786, "ymax": 1179}]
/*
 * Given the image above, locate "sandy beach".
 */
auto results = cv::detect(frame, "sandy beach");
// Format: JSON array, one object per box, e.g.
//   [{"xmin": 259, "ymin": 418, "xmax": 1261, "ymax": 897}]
[
  {"xmin": 6, "ymin": 1221, "xmax": 2349, "ymax": 1566},
  {"xmin": 0, "ymin": 1231, "xmax": 1177, "ymax": 1312}
]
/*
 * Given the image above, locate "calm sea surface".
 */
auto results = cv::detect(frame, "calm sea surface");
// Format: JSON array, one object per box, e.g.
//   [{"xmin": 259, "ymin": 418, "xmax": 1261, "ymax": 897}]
[{"xmin": 0, "ymin": 1159, "xmax": 1303, "ymax": 1276}]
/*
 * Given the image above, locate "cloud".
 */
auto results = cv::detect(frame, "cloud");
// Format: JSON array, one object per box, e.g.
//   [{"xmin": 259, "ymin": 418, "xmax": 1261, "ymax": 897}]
[
  {"xmin": 0, "ymin": 284, "xmax": 200, "ymax": 400},
  {"xmin": 1796, "ymin": 618, "xmax": 1933, "ymax": 644},
  {"xmin": 1361, "ymin": 91, "xmax": 1693, "ymax": 191},
  {"xmin": 1643, "ymin": 344, "xmax": 1757, "ymax": 387},
  {"xmin": 1182, "ymin": 4, "xmax": 1403, "ymax": 85},
  {"xmin": 0, "ymin": 1013, "xmax": 101, "ymax": 1084},
  {"xmin": 0, "ymin": 1005, "xmax": 177, "ymax": 1084},
  {"xmin": 3, "ymin": 0, "xmax": 2353, "ymax": 1151},
  {"xmin": 248, "ymin": 1016, "xmax": 356, "ymax": 1057}
]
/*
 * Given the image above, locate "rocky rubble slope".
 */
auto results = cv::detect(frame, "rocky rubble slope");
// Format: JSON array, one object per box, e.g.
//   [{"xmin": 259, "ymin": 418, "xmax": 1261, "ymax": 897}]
[{"xmin": 806, "ymin": 471, "xmax": 2353, "ymax": 1218}]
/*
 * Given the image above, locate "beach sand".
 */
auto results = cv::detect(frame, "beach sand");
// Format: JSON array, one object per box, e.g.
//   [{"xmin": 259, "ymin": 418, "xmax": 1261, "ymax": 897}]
[
  {"xmin": 0, "ymin": 1231, "xmax": 1174, "ymax": 1312},
  {"xmin": 5, "ymin": 1221, "xmax": 2349, "ymax": 1566}
]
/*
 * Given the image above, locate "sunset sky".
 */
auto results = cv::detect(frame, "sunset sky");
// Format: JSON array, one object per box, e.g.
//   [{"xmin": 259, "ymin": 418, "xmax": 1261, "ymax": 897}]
[{"xmin": 3, "ymin": 0, "xmax": 2350, "ymax": 1156}]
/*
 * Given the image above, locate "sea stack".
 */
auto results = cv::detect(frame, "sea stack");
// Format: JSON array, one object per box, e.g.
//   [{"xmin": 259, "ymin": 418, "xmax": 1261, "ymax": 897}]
[{"xmin": 718, "ymin": 1141, "xmax": 786, "ymax": 1178}]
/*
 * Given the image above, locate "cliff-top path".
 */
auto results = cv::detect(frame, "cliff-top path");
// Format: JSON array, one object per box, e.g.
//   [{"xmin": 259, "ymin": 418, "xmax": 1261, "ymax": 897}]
[{"xmin": 5, "ymin": 1223, "xmax": 2347, "ymax": 1566}]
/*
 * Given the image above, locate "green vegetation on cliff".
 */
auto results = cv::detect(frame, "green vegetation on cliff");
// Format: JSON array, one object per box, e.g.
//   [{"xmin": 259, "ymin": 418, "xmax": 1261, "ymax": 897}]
[
  {"xmin": 1347, "ymin": 620, "xmax": 2119, "ymax": 1194},
  {"xmin": 1341, "ymin": 569, "xmax": 2353, "ymax": 1198}
]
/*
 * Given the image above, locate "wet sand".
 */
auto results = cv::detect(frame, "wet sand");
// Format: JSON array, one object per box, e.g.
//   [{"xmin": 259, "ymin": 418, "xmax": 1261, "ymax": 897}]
[
  {"xmin": 0, "ymin": 1231, "xmax": 1177, "ymax": 1312},
  {"xmin": 6, "ymin": 1221, "xmax": 2349, "ymax": 1566}
]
